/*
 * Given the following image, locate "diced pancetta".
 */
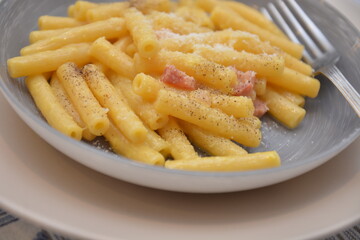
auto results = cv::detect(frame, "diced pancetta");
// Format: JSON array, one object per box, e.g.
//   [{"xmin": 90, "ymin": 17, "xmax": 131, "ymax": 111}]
[
  {"xmin": 160, "ymin": 65, "xmax": 197, "ymax": 90},
  {"xmin": 253, "ymin": 98, "xmax": 268, "ymax": 118},
  {"xmin": 232, "ymin": 70, "xmax": 257, "ymax": 97}
]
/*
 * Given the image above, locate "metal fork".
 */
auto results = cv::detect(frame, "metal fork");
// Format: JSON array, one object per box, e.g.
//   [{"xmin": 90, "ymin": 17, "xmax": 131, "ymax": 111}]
[{"xmin": 261, "ymin": 0, "xmax": 360, "ymax": 117}]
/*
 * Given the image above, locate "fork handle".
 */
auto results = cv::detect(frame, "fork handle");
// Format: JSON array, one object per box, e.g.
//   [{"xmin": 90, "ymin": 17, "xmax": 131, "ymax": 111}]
[{"xmin": 321, "ymin": 65, "xmax": 360, "ymax": 118}]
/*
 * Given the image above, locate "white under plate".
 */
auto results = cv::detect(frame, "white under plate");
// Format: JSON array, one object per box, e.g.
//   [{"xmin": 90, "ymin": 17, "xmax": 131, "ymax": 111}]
[{"xmin": 0, "ymin": 0, "xmax": 360, "ymax": 239}]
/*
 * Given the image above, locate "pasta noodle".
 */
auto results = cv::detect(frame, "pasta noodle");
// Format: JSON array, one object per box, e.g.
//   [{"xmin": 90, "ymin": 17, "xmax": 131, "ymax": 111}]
[
  {"xmin": 83, "ymin": 64, "xmax": 148, "ymax": 143},
  {"xmin": 7, "ymin": 43, "xmax": 91, "ymax": 78},
  {"xmin": 179, "ymin": 120, "xmax": 248, "ymax": 156},
  {"xmin": 211, "ymin": 6, "xmax": 304, "ymax": 59},
  {"xmin": 38, "ymin": 16, "xmax": 85, "ymax": 30},
  {"xmin": 110, "ymin": 74, "xmax": 169, "ymax": 130},
  {"xmin": 50, "ymin": 74, "xmax": 96, "ymax": 141},
  {"xmin": 124, "ymin": 7, "xmax": 160, "ymax": 58},
  {"xmin": 165, "ymin": 151, "xmax": 281, "ymax": 171},
  {"xmin": 154, "ymin": 89, "xmax": 262, "ymax": 147},
  {"xmin": 21, "ymin": 17, "xmax": 126, "ymax": 56},
  {"xmin": 56, "ymin": 62, "xmax": 109, "ymax": 136},
  {"xmin": 104, "ymin": 122, "xmax": 165, "ymax": 166},
  {"xmin": 158, "ymin": 117, "xmax": 198, "ymax": 160},
  {"xmin": 90, "ymin": 37, "xmax": 136, "ymax": 79},
  {"xmin": 26, "ymin": 74, "xmax": 83, "ymax": 140}
]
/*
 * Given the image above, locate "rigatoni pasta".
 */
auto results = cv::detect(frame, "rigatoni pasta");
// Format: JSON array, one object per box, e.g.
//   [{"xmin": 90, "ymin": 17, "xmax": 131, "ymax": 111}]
[
  {"xmin": 38, "ymin": 16, "xmax": 85, "ymax": 30},
  {"xmin": 154, "ymin": 89, "xmax": 262, "ymax": 147},
  {"xmin": 56, "ymin": 62, "xmax": 109, "ymax": 136},
  {"xmin": 86, "ymin": 2, "xmax": 130, "ymax": 22},
  {"xmin": 157, "ymin": 117, "xmax": 198, "ymax": 160},
  {"xmin": 6, "ymin": 0, "xmax": 322, "ymax": 171},
  {"xmin": 21, "ymin": 17, "xmax": 126, "ymax": 56},
  {"xmin": 110, "ymin": 75, "xmax": 169, "ymax": 130},
  {"xmin": 50, "ymin": 73, "xmax": 96, "ymax": 141},
  {"xmin": 211, "ymin": 5, "xmax": 304, "ymax": 59},
  {"xmin": 124, "ymin": 7, "xmax": 160, "ymax": 58},
  {"xmin": 8, "ymin": 43, "xmax": 91, "ymax": 78},
  {"xmin": 83, "ymin": 64, "xmax": 148, "ymax": 143},
  {"xmin": 90, "ymin": 37, "xmax": 136, "ymax": 79},
  {"xmin": 26, "ymin": 74, "xmax": 83, "ymax": 140}
]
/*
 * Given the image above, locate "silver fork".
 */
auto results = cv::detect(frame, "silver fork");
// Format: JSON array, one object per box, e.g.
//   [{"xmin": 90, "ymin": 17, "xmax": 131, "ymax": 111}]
[{"xmin": 261, "ymin": 0, "xmax": 360, "ymax": 117}]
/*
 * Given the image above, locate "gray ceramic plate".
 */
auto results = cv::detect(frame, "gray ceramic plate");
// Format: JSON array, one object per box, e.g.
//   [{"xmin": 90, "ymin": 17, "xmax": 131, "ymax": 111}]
[{"xmin": 0, "ymin": 0, "xmax": 359, "ymax": 193}]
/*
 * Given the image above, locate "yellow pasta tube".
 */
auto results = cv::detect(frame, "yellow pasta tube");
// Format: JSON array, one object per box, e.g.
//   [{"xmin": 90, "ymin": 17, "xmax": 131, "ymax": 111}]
[
  {"xmin": 86, "ymin": 2, "xmax": 130, "ymax": 22},
  {"xmin": 38, "ymin": 16, "xmax": 85, "ymax": 30},
  {"xmin": 157, "ymin": 117, "xmax": 198, "ymax": 160},
  {"xmin": 223, "ymin": 1, "xmax": 288, "ymax": 39},
  {"xmin": 68, "ymin": 5, "xmax": 75, "ymax": 17},
  {"xmin": 161, "ymin": 51, "xmax": 237, "ymax": 93},
  {"xmin": 50, "ymin": 74, "xmax": 96, "ymax": 141},
  {"xmin": 148, "ymin": 11, "xmax": 211, "ymax": 34},
  {"xmin": 159, "ymin": 30, "xmax": 257, "ymax": 53},
  {"xmin": 175, "ymin": 6, "xmax": 214, "ymax": 29},
  {"xmin": 7, "ymin": 43, "xmax": 91, "ymax": 78},
  {"xmin": 260, "ymin": 87, "xmax": 306, "ymax": 128},
  {"xmin": 90, "ymin": 37, "xmax": 136, "ymax": 79},
  {"xmin": 188, "ymin": 89, "xmax": 212, "ymax": 107},
  {"xmin": 154, "ymin": 89, "xmax": 262, "ymax": 147},
  {"xmin": 238, "ymin": 116, "xmax": 262, "ymax": 129},
  {"xmin": 124, "ymin": 8, "xmax": 159, "ymax": 58},
  {"xmin": 194, "ymin": 44, "xmax": 285, "ymax": 78},
  {"xmin": 188, "ymin": 89, "xmax": 255, "ymax": 118},
  {"xmin": 195, "ymin": 0, "xmax": 218, "ymax": 12},
  {"xmin": 56, "ymin": 62, "xmax": 109, "ymax": 136},
  {"xmin": 179, "ymin": 121, "xmax": 248, "ymax": 156},
  {"xmin": 72, "ymin": 1, "xmax": 98, "ymax": 21},
  {"xmin": 254, "ymin": 78, "xmax": 267, "ymax": 96},
  {"xmin": 91, "ymin": 61, "xmax": 109, "ymax": 78},
  {"xmin": 134, "ymin": 53, "xmax": 164, "ymax": 74},
  {"xmin": 270, "ymin": 85, "xmax": 305, "ymax": 107},
  {"xmin": 113, "ymin": 36, "xmax": 133, "ymax": 53},
  {"xmin": 210, "ymin": 94, "xmax": 255, "ymax": 118},
  {"xmin": 283, "ymin": 53, "xmax": 313, "ymax": 76},
  {"xmin": 143, "ymin": 128, "xmax": 171, "ymax": 157},
  {"xmin": 110, "ymin": 75, "xmax": 169, "ymax": 130},
  {"xmin": 29, "ymin": 28, "xmax": 71, "ymax": 43},
  {"xmin": 137, "ymin": 50, "xmax": 238, "ymax": 93},
  {"xmin": 211, "ymin": 6, "xmax": 304, "ymax": 59},
  {"xmin": 129, "ymin": 0, "xmax": 171, "ymax": 14},
  {"xmin": 214, "ymin": 30, "xmax": 312, "ymax": 76},
  {"xmin": 104, "ymin": 122, "xmax": 165, "ymax": 166},
  {"xmin": 21, "ymin": 18, "xmax": 126, "ymax": 56},
  {"xmin": 265, "ymin": 67, "xmax": 320, "ymax": 98},
  {"xmin": 159, "ymin": 29, "xmax": 312, "ymax": 76},
  {"xmin": 165, "ymin": 151, "xmax": 281, "ymax": 171},
  {"xmin": 179, "ymin": 0, "xmax": 195, "ymax": 7},
  {"xmin": 132, "ymin": 73, "xmax": 162, "ymax": 102},
  {"xmin": 83, "ymin": 64, "xmax": 148, "ymax": 143},
  {"xmin": 125, "ymin": 43, "xmax": 137, "ymax": 58},
  {"xmin": 26, "ymin": 74, "xmax": 83, "ymax": 140}
]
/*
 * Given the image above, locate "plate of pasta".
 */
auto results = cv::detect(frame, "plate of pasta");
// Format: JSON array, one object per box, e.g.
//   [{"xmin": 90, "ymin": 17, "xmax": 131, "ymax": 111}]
[{"xmin": 0, "ymin": 0, "xmax": 359, "ymax": 193}]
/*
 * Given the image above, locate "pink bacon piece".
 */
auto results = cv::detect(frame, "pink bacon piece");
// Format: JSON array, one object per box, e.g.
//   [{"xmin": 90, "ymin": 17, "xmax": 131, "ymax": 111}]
[
  {"xmin": 253, "ymin": 98, "xmax": 269, "ymax": 118},
  {"xmin": 160, "ymin": 65, "xmax": 197, "ymax": 90},
  {"xmin": 232, "ymin": 70, "xmax": 257, "ymax": 97}
]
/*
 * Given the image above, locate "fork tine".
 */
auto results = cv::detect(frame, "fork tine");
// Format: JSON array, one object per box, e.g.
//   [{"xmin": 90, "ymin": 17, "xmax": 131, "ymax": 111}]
[
  {"xmin": 260, "ymin": 8, "xmax": 273, "ymax": 22},
  {"xmin": 275, "ymin": 0, "xmax": 324, "ymax": 59},
  {"xmin": 287, "ymin": 0, "xmax": 334, "ymax": 51},
  {"xmin": 263, "ymin": 2, "xmax": 312, "ymax": 62}
]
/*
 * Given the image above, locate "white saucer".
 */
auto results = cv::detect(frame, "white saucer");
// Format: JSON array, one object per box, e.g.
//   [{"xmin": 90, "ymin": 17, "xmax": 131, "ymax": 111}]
[{"xmin": 0, "ymin": 0, "xmax": 360, "ymax": 239}]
